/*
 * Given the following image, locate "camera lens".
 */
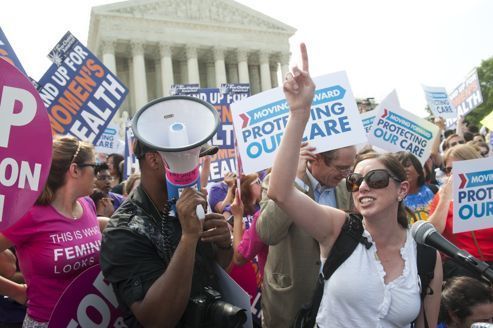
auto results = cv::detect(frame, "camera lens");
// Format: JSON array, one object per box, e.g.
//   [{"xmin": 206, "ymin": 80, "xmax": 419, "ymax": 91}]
[{"xmin": 209, "ymin": 301, "xmax": 247, "ymax": 328}]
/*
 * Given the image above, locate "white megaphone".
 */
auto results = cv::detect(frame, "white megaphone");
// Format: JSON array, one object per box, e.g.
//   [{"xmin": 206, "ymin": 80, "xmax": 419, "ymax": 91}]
[{"xmin": 132, "ymin": 96, "xmax": 220, "ymax": 219}]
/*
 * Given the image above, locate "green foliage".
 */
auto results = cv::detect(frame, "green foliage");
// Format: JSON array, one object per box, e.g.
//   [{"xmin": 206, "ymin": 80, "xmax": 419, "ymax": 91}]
[{"xmin": 465, "ymin": 56, "xmax": 493, "ymax": 127}]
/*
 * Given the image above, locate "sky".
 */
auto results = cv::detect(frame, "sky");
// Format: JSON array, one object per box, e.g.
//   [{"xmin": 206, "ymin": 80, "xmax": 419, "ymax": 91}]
[{"xmin": 1, "ymin": 0, "xmax": 492, "ymax": 117}]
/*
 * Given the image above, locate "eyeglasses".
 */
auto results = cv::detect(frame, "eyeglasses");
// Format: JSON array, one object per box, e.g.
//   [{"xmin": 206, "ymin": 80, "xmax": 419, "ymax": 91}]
[
  {"xmin": 251, "ymin": 177, "xmax": 261, "ymax": 186},
  {"xmin": 77, "ymin": 163, "xmax": 96, "ymax": 169},
  {"xmin": 346, "ymin": 169, "xmax": 403, "ymax": 192},
  {"xmin": 334, "ymin": 166, "xmax": 352, "ymax": 175},
  {"xmin": 449, "ymin": 140, "xmax": 464, "ymax": 148}
]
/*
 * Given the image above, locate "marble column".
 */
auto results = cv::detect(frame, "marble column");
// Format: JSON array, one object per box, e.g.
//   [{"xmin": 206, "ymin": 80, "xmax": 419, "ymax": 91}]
[
  {"xmin": 249, "ymin": 65, "xmax": 261, "ymax": 95},
  {"xmin": 270, "ymin": 63, "xmax": 279, "ymax": 88},
  {"xmin": 214, "ymin": 48, "xmax": 227, "ymax": 86},
  {"xmin": 101, "ymin": 40, "xmax": 116, "ymax": 74},
  {"xmin": 259, "ymin": 51, "xmax": 272, "ymax": 91},
  {"xmin": 227, "ymin": 63, "xmax": 239, "ymax": 83},
  {"xmin": 280, "ymin": 52, "xmax": 290, "ymax": 80},
  {"xmin": 186, "ymin": 46, "xmax": 200, "ymax": 84},
  {"xmin": 159, "ymin": 43, "xmax": 174, "ymax": 96},
  {"xmin": 206, "ymin": 62, "xmax": 215, "ymax": 87},
  {"xmin": 131, "ymin": 41, "xmax": 148, "ymax": 110},
  {"xmin": 237, "ymin": 49, "xmax": 250, "ymax": 84},
  {"xmin": 179, "ymin": 60, "xmax": 188, "ymax": 84}
]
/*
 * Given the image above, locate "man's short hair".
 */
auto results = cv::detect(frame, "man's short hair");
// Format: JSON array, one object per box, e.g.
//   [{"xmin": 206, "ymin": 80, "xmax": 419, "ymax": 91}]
[
  {"xmin": 133, "ymin": 140, "xmax": 155, "ymax": 160},
  {"xmin": 319, "ymin": 149, "xmax": 339, "ymax": 166}
]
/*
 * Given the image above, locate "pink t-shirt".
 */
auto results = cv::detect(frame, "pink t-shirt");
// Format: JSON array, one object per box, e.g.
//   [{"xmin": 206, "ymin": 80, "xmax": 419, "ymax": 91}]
[
  {"xmin": 3, "ymin": 198, "xmax": 101, "ymax": 322},
  {"xmin": 237, "ymin": 211, "xmax": 268, "ymax": 278}
]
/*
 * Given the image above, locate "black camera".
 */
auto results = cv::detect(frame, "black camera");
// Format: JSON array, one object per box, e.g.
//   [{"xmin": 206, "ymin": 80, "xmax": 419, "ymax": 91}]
[{"xmin": 183, "ymin": 286, "xmax": 247, "ymax": 328}]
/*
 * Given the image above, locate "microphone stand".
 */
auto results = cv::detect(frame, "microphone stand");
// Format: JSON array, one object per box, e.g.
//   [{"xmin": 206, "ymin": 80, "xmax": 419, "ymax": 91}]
[{"xmin": 455, "ymin": 249, "xmax": 493, "ymax": 283}]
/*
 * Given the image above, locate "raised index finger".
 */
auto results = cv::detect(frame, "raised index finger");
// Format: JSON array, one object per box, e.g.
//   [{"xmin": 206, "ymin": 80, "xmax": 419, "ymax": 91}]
[{"xmin": 300, "ymin": 43, "xmax": 309, "ymax": 73}]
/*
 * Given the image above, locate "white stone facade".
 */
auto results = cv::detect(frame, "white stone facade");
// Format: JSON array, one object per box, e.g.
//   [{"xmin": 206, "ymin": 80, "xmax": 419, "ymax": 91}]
[{"xmin": 88, "ymin": 0, "xmax": 296, "ymax": 118}]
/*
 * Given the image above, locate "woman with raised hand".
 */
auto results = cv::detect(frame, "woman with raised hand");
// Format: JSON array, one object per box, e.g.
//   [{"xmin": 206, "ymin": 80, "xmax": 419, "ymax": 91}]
[
  {"xmin": 267, "ymin": 43, "xmax": 442, "ymax": 327},
  {"xmin": 0, "ymin": 136, "xmax": 102, "ymax": 327},
  {"xmin": 229, "ymin": 174, "xmax": 267, "ymax": 327}
]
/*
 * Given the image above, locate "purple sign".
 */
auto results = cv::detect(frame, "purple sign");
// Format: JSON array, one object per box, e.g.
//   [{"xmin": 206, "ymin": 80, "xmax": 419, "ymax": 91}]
[
  {"xmin": 49, "ymin": 265, "xmax": 124, "ymax": 327},
  {"xmin": 0, "ymin": 59, "xmax": 52, "ymax": 230}
]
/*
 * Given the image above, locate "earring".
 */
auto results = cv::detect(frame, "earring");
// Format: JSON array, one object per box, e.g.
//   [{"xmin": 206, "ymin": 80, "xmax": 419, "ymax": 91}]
[{"xmin": 397, "ymin": 196, "xmax": 402, "ymax": 202}]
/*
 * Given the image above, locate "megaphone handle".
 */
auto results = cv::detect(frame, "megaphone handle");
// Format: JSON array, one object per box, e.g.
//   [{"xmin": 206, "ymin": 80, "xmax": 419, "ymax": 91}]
[{"xmin": 196, "ymin": 205, "xmax": 205, "ymax": 221}]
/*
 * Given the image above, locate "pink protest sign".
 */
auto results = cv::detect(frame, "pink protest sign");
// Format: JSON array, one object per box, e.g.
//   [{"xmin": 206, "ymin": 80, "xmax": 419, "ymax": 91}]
[
  {"xmin": 49, "ymin": 265, "xmax": 124, "ymax": 327},
  {"xmin": 0, "ymin": 58, "xmax": 52, "ymax": 230}
]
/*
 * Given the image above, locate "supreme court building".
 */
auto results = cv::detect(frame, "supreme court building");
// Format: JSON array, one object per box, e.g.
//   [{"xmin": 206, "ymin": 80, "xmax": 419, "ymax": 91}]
[{"xmin": 87, "ymin": 0, "xmax": 296, "ymax": 118}]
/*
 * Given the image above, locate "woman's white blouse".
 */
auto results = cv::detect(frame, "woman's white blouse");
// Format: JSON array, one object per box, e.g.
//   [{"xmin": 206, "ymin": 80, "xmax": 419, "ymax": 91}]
[{"xmin": 316, "ymin": 229, "xmax": 422, "ymax": 328}]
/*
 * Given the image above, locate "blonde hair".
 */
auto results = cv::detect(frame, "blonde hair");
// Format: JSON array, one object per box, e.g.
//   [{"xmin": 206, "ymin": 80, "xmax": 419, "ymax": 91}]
[
  {"xmin": 36, "ymin": 136, "xmax": 94, "ymax": 205},
  {"xmin": 443, "ymin": 144, "xmax": 481, "ymax": 164}
]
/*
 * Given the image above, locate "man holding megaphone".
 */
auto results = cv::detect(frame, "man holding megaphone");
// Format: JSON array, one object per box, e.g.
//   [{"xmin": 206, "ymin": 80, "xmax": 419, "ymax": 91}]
[{"xmin": 100, "ymin": 131, "xmax": 241, "ymax": 326}]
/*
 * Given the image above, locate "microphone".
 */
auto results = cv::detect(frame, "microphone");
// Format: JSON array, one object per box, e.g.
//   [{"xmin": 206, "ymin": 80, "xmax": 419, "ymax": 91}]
[{"xmin": 411, "ymin": 221, "xmax": 493, "ymax": 282}]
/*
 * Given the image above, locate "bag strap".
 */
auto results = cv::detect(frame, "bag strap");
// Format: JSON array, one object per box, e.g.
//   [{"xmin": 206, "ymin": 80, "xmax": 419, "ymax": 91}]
[
  {"xmin": 417, "ymin": 243, "xmax": 436, "ymax": 300},
  {"xmin": 413, "ymin": 242, "xmax": 437, "ymax": 328},
  {"xmin": 322, "ymin": 213, "xmax": 372, "ymax": 280},
  {"xmin": 292, "ymin": 214, "xmax": 372, "ymax": 328}
]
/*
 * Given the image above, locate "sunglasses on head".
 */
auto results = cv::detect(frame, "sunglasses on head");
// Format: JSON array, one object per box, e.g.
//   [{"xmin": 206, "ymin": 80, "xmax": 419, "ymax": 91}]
[
  {"xmin": 449, "ymin": 140, "xmax": 464, "ymax": 148},
  {"xmin": 346, "ymin": 169, "xmax": 403, "ymax": 192}
]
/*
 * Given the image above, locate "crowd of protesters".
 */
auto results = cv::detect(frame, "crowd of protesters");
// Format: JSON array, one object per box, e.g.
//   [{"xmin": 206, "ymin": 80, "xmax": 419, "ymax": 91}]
[{"xmin": 1, "ymin": 46, "xmax": 493, "ymax": 327}]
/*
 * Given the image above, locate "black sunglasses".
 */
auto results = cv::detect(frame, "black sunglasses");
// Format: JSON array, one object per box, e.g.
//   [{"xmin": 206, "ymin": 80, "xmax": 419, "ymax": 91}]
[
  {"xmin": 77, "ymin": 163, "xmax": 97, "ymax": 169},
  {"xmin": 346, "ymin": 169, "xmax": 403, "ymax": 192},
  {"xmin": 449, "ymin": 140, "xmax": 464, "ymax": 148}
]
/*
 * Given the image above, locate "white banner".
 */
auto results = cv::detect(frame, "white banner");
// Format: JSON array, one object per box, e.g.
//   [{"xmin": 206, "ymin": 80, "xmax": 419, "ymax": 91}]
[
  {"xmin": 95, "ymin": 123, "xmax": 124, "ymax": 155},
  {"xmin": 231, "ymin": 71, "xmax": 367, "ymax": 174},
  {"xmin": 422, "ymin": 85, "xmax": 456, "ymax": 119},
  {"xmin": 446, "ymin": 69, "xmax": 483, "ymax": 128},
  {"xmin": 360, "ymin": 111, "xmax": 377, "ymax": 134},
  {"xmin": 452, "ymin": 157, "xmax": 493, "ymax": 233},
  {"xmin": 367, "ymin": 90, "xmax": 439, "ymax": 165}
]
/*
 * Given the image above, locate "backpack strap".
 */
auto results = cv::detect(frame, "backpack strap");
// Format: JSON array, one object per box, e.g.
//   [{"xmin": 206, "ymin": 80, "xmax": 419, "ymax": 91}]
[
  {"xmin": 417, "ymin": 243, "xmax": 436, "ymax": 300},
  {"xmin": 322, "ymin": 213, "xmax": 372, "ymax": 280},
  {"xmin": 292, "ymin": 213, "xmax": 372, "ymax": 328},
  {"xmin": 412, "ymin": 242, "xmax": 437, "ymax": 328}
]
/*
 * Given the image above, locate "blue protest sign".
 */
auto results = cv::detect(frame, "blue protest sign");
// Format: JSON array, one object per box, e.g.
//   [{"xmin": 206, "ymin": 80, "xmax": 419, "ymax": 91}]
[
  {"xmin": 0, "ymin": 27, "xmax": 27, "ymax": 75},
  {"xmin": 173, "ymin": 85, "xmax": 250, "ymax": 182},
  {"xmin": 37, "ymin": 31, "xmax": 128, "ymax": 143}
]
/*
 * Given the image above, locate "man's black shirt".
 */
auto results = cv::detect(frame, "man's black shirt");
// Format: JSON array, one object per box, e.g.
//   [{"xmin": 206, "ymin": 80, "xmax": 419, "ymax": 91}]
[{"xmin": 100, "ymin": 185, "xmax": 218, "ymax": 327}]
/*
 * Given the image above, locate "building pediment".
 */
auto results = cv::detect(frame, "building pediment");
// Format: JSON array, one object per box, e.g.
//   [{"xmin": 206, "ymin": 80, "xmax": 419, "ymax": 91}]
[{"xmin": 92, "ymin": 0, "xmax": 296, "ymax": 33}]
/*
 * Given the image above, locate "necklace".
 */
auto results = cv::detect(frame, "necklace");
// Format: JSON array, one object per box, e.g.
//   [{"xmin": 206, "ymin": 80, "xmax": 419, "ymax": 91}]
[{"xmin": 140, "ymin": 188, "xmax": 176, "ymax": 259}]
